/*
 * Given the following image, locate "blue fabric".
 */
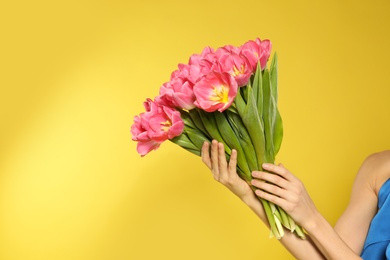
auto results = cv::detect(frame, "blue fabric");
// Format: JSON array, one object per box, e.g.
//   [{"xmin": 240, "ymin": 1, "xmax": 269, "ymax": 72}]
[{"xmin": 361, "ymin": 178, "xmax": 390, "ymax": 259}]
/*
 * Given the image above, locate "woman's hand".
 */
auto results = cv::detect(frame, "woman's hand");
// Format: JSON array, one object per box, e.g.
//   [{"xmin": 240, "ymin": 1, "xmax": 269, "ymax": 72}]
[
  {"xmin": 201, "ymin": 140, "xmax": 254, "ymax": 202},
  {"xmin": 251, "ymin": 163, "xmax": 319, "ymax": 227}
]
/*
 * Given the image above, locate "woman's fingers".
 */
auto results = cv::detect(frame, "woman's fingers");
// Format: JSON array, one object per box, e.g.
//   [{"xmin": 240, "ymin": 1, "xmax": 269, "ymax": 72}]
[
  {"xmin": 201, "ymin": 141, "xmax": 211, "ymax": 169},
  {"xmin": 253, "ymin": 188, "xmax": 286, "ymax": 207},
  {"xmin": 201, "ymin": 140, "xmax": 233, "ymax": 183},
  {"xmin": 252, "ymin": 170, "xmax": 288, "ymax": 190},
  {"xmin": 217, "ymin": 142, "xmax": 227, "ymax": 169},
  {"xmin": 228, "ymin": 149, "xmax": 237, "ymax": 175},
  {"xmin": 216, "ymin": 141, "xmax": 232, "ymax": 183},
  {"xmin": 251, "ymin": 163, "xmax": 316, "ymax": 226},
  {"xmin": 262, "ymin": 163, "xmax": 292, "ymax": 180},
  {"xmin": 201, "ymin": 141, "xmax": 255, "ymax": 201},
  {"xmin": 251, "ymin": 173, "xmax": 293, "ymax": 214},
  {"xmin": 251, "ymin": 178, "xmax": 286, "ymax": 198},
  {"xmin": 251, "ymin": 164, "xmax": 294, "ymax": 205},
  {"xmin": 210, "ymin": 140, "xmax": 219, "ymax": 169}
]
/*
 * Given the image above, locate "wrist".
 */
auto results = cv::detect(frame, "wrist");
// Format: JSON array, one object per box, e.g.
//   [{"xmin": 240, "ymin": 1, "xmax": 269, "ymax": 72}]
[
  {"xmin": 240, "ymin": 193, "xmax": 268, "ymax": 223},
  {"xmin": 304, "ymin": 210, "xmax": 329, "ymax": 237},
  {"xmin": 240, "ymin": 192, "xmax": 257, "ymax": 206}
]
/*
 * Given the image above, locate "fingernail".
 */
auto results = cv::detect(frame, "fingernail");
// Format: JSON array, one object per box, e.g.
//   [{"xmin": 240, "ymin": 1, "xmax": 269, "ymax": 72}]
[{"xmin": 262, "ymin": 163, "xmax": 270, "ymax": 168}]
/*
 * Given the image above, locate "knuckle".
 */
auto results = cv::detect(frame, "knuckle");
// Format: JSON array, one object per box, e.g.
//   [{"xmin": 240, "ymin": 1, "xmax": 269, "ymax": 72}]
[
  {"xmin": 280, "ymin": 167, "xmax": 289, "ymax": 175},
  {"xmin": 226, "ymin": 178, "xmax": 235, "ymax": 186},
  {"xmin": 285, "ymin": 204, "xmax": 295, "ymax": 213},
  {"xmin": 220, "ymin": 179, "xmax": 229, "ymax": 186}
]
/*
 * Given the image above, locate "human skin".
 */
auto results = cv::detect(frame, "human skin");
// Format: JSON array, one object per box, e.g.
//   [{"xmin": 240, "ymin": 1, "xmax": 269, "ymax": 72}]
[{"xmin": 201, "ymin": 140, "xmax": 390, "ymax": 259}]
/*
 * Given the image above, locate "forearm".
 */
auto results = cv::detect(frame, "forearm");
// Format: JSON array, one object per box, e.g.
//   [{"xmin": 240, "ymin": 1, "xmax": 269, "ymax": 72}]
[
  {"xmin": 242, "ymin": 195, "xmax": 325, "ymax": 260},
  {"xmin": 304, "ymin": 212, "xmax": 362, "ymax": 260},
  {"xmin": 246, "ymin": 194, "xmax": 362, "ymax": 260}
]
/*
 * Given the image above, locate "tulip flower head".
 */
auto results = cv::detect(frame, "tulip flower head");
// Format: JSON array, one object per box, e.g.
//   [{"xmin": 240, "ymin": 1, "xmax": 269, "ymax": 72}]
[
  {"xmin": 240, "ymin": 38, "xmax": 271, "ymax": 70},
  {"xmin": 217, "ymin": 52, "xmax": 253, "ymax": 87},
  {"xmin": 193, "ymin": 72, "xmax": 238, "ymax": 112},
  {"xmin": 157, "ymin": 77, "xmax": 196, "ymax": 110},
  {"xmin": 131, "ymin": 98, "xmax": 184, "ymax": 156}
]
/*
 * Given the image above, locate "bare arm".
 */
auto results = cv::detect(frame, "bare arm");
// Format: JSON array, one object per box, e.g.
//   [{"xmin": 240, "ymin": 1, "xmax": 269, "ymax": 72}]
[{"xmin": 335, "ymin": 151, "xmax": 390, "ymax": 254}]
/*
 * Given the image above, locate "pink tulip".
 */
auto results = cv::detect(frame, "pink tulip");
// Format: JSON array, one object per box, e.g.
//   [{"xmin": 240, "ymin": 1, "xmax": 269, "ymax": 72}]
[
  {"xmin": 217, "ymin": 52, "xmax": 253, "ymax": 87},
  {"xmin": 188, "ymin": 46, "xmax": 214, "ymax": 66},
  {"xmin": 188, "ymin": 50, "xmax": 220, "ymax": 84},
  {"xmin": 131, "ymin": 98, "xmax": 184, "ymax": 156},
  {"xmin": 215, "ymin": 45, "xmax": 240, "ymax": 55},
  {"xmin": 240, "ymin": 38, "xmax": 272, "ymax": 70},
  {"xmin": 170, "ymin": 79, "xmax": 196, "ymax": 109},
  {"xmin": 157, "ymin": 76, "xmax": 196, "ymax": 110},
  {"xmin": 193, "ymin": 72, "xmax": 238, "ymax": 112},
  {"xmin": 179, "ymin": 62, "xmax": 213, "ymax": 85},
  {"xmin": 155, "ymin": 82, "xmax": 175, "ymax": 108},
  {"xmin": 193, "ymin": 47, "xmax": 221, "ymax": 67}
]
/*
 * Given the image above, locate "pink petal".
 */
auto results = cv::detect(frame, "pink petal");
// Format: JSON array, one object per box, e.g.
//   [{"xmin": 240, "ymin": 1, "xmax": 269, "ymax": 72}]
[{"xmin": 137, "ymin": 140, "xmax": 162, "ymax": 157}]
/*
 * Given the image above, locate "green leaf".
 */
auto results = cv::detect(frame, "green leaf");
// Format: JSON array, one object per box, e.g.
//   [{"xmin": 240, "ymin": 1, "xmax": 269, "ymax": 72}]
[
  {"xmin": 170, "ymin": 133, "xmax": 200, "ymax": 153},
  {"xmin": 269, "ymin": 54, "xmax": 283, "ymax": 156},
  {"xmin": 270, "ymin": 53, "xmax": 278, "ymax": 104},
  {"xmin": 234, "ymin": 86, "xmax": 267, "ymax": 166},
  {"xmin": 239, "ymin": 84, "xmax": 249, "ymax": 104},
  {"xmin": 183, "ymin": 149, "xmax": 201, "ymax": 156},
  {"xmin": 178, "ymin": 109, "xmax": 197, "ymax": 129},
  {"xmin": 262, "ymin": 69, "xmax": 276, "ymax": 161},
  {"xmin": 185, "ymin": 127, "xmax": 210, "ymax": 151},
  {"xmin": 252, "ymin": 62, "xmax": 263, "ymax": 115},
  {"xmin": 198, "ymin": 109, "xmax": 232, "ymax": 155},
  {"xmin": 226, "ymin": 110, "xmax": 259, "ymax": 172},
  {"xmin": 214, "ymin": 112, "xmax": 251, "ymax": 180},
  {"xmin": 273, "ymin": 110, "xmax": 283, "ymax": 156},
  {"xmin": 234, "ymin": 87, "xmax": 247, "ymax": 114},
  {"xmin": 188, "ymin": 109, "xmax": 211, "ymax": 138},
  {"xmin": 226, "ymin": 102, "xmax": 239, "ymax": 114}
]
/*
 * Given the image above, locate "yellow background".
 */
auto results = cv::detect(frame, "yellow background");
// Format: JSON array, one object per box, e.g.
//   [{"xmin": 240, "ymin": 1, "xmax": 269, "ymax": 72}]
[{"xmin": 1, "ymin": 0, "xmax": 390, "ymax": 259}]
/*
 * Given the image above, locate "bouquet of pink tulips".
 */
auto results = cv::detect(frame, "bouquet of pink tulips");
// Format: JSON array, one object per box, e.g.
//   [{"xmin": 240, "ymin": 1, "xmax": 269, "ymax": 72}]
[{"xmin": 131, "ymin": 38, "xmax": 305, "ymax": 239}]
